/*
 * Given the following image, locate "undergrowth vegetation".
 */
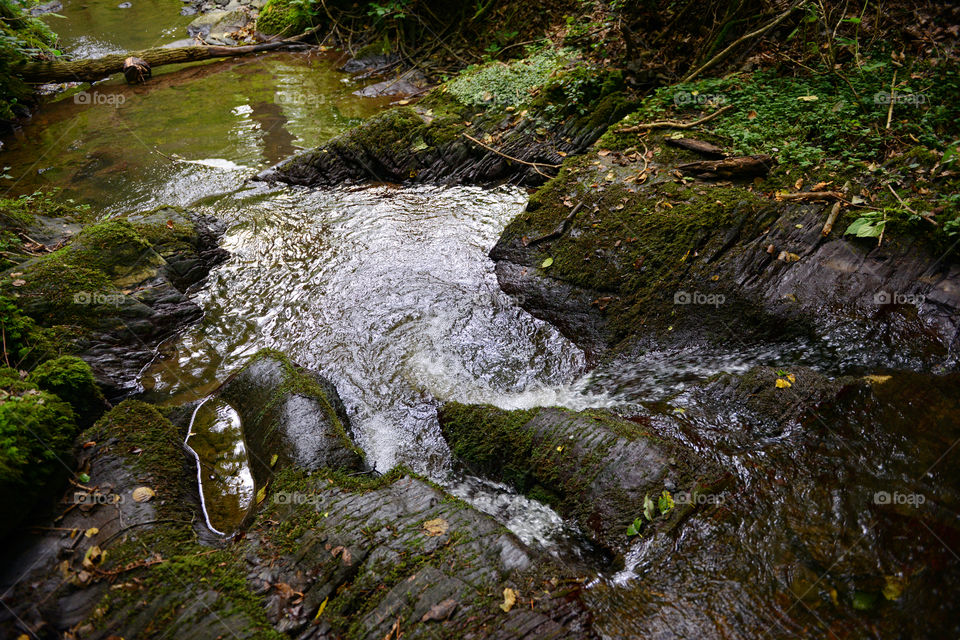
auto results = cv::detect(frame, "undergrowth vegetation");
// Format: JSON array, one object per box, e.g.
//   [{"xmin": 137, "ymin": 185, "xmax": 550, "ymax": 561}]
[{"xmin": 0, "ymin": 0, "xmax": 59, "ymax": 121}]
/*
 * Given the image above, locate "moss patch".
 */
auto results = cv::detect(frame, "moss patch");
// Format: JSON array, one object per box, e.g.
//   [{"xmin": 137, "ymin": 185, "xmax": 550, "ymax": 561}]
[{"xmin": 29, "ymin": 355, "xmax": 106, "ymax": 428}]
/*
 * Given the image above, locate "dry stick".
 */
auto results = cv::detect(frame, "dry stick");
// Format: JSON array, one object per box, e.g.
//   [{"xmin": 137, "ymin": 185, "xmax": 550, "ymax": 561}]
[
  {"xmin": 682, "ymin": 0, "xmax": 808, "ymax": 83},
  {"xmin": 1, "ymin": 323, "xmax": 8, "ymax": 368},
  {"xmin": 887, "ymin": 183, "xmax": 938, "ymax": 225},
  {"xmin": 775, "ymin": 190, "xmax": 847, "ymax": 202},
  {"xmin": 527, "ymin": 202, "xmax": 584, "ymax": 247},
  {"xmin": 617, "ymin": 104, "xmax": 734, "ymax": 133},
  {"xmin": 886, "ymin": 69, "xmax": 897, "ymax": 129},
  {"xmin": 461, "ymin": 133, "xmax": 561, "ymax": 178},
  {"xmin": 821, "ymin": 201, "xmax": 842, "ymax": 236}
]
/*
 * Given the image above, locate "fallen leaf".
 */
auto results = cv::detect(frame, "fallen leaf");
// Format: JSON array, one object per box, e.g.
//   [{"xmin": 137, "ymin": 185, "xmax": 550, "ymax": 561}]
[
  {"xmin": 500, "ymin": 587, "xmax": 517, "ymax": 612},
  {"xmin": 795, "ymin": 178, "xmax": 804, "ymax": 190},
  {"xmin": 314, "ymin": 596, "xmax": 328, "ymax": 620},
  {"xmin": 85, "ymin": 527, "xmax": 99, "ymax": 538},
  {"xmin": 256, "ymin": 486, "xmax": 267, "ymax": 504},
  {"xmin": 132, "ymin": 486, "xmax": 156, "ymax": 503},
  {"xmin": 82, "ymin": 545, "xmax": 106, "ymax": 569},
  {"xmin": 422, "ymin": 518, "xmax": 449, "ymax": 537},
  {"xmin": 78, "ymin": 472, "xmax": 91, "ymax": 484},
  {"xmin": 269, "ymin": 454, "xmax": 278, "ymax": 467},
  {"xmin": 883, "ymin": 575, "xmax": 906, "ymax": 600},
  {"xmin": 421, "ymin": 598, "xmax": 457, "ymax": 622},
  {"xmin": 166, "ymin": 219, "xmax": 174, "ymax": 229},
  {"xmin": 541, "ymin": 257, "xmax": 554, "ymax": 268},
  {"xmin": 863, "ymin": 374, "xmax": 892, "ymax": 384},
  {"xmin": 747, "ymin": 110, "xmax": 758, "ymax": 120},
  {"xmin": 777, "ymin": 251, "xmax": 801, "ymax": 263},
  {"xmin": 775, "ymin": 378, "xmax": 792, "ymax": 389},
  {"xmin": 11, "ymin": 279, "xmax": 25, "ymax": 287},
  {"xmin": 786, "ymin": 373, "xmax": 796, "ymax": 383},
  {"xmin": 797, "ymin": 95, "xmax": 819, "ymax": 102}
]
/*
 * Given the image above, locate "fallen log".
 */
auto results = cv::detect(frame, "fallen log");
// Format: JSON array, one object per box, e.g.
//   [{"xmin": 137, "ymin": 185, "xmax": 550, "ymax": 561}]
[
  {"xmin": 678, "ymin": 154, "xmax": 775, "ymax": 179},
  {"xmin": 14, "ymin": 27, "xmax": 321, "ymax": 84},
  {"xmin": 665, "ymin": 137, "xmax": 727, "ymax": 158}
]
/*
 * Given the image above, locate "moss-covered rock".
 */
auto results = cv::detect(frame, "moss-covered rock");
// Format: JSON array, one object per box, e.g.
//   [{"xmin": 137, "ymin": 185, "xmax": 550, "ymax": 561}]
[
  {"xmin": 0, "ymin": 207, "xmax": 226, "ymax": 398},
  {"xmin": 255, "ymin": 0, "xmax": 314, "ymax": 36},
  {"xmin": 0, "ymin": 371, "xmax": 77, "ymax": 539},
  {"xmin": 28, "ymin": 356, "xmax": 107, "ymax": 429},
  {"xmin": 215, "ymin": 349, "xmax": 365, "ymax": 495},
  {"xmin": 258, "ymin": 49, "xmax": 635, "ymax": 188},
  {"xmin": 438, "ymin": 402, "xmax": 726, "ymax": 553}
]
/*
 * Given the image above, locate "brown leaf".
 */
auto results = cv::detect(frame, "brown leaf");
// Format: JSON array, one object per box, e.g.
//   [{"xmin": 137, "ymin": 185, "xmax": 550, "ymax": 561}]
[
  {"xmin": 422, "ymin": 518, "xmax": 449, "ymax": 537},
  {"xmin": 747, "ymin": 110, "xmax": 758, "ymax": 120},
  {"xmin": 421, "ymin": 598, "xmax": 457, "ymax": 622},
  {"xmin": 166, "ymin": 219, "xmax": 175, "ymax": 229}
]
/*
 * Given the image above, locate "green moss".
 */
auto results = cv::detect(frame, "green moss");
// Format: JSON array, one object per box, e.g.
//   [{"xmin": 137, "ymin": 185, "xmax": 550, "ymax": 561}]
[
  {"xmin": 0, "ymin": 373, "xmax": 77, "ymax": 539},
  {"xmin": 0, "ymin": 294, "xmax": 58, "ymax": 367},
  {"xmin": 84, "ymin": 400, "xmax": 194, "ymax": 521},
  {"xmin": 255, "ymin": 0, "xmax": 314, "ymax": 36},
  {"xmin": 0, "ymin": 0, "xmax": 60, "ymax": 120},
  {"xmin": 438, "ymin": 402, "xmax": 539, "ymax": 489},
  {"xmin": 446, "ymin": 48, "xmax": 571, "ymax": 108},
  {"xmin": 246, "ymin": 348, "xmax": 364, "ymax": 462},
  {"xmin": 29, "ymin": 356, "xmax": 106, "ymax": 428}
]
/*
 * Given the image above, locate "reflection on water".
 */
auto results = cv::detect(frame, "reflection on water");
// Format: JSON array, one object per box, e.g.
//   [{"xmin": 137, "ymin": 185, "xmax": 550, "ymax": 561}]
[
  {"xmin": 185, "ymin": 398, "xmax": 252, "ymax": 534},
  {"xmin": 2, "ymin": 53, "xmax": 387, "ymax": 213},
  {"xmin": 38, "ymin": 0, "xmax": 192, "ymax": 59}
]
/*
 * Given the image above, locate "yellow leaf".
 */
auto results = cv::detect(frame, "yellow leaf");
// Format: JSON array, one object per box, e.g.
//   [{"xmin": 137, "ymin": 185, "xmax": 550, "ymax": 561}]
[
  {"xmin": 883, "ymin": 575, "xmax": 906, "ymax": 600},
  {"xmin": 500, "ymin": 587, "xmax": 517, "ymax": 612},
  {"xmin": 786, "ymin": 373, "xmax": 796, "ymax": 383},
  {"xmin": 132, "ymin": 486, "xmax": 155, "ymax": 503},
  {"xmin": 556, "ymin": 445, "xmax": 564, "ymax": 453},
  {"xmin": 82, "ymin": 545, "xmax": 106, "ymax": 569},
  {"xmin": 256, "ymin": 486, "xmax": 267, "ymax": 504},
  {"xmin": 270, "ymin": 454, "xmax": 278, "ymax": 467},
  {"xmin": 863, "ymin": 375, "xmax": 892, "ymax": 385},
  {"xmin": 775, "ymin": 379, "xmax": 792, "ymax": 389},
  {"xmin": 541, "ymin": 257, "xmax": 553, "ymax": 268},
  {"xmin": 314, "ymin": 597, "xmax": 328, "ymax": 620},
  {"xmin": 422, "ymin": 518, "xmax": 449, "ymax": 537},
  {"xmin": 85, "ymin": 527, "xmax": 99, "ymax": 538}
]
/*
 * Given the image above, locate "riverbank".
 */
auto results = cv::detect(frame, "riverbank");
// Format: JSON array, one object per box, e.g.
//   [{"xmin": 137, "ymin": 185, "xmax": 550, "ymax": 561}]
[{"xmin": 1, "ymin": 1, "xmax": 959, "ymax": 638}]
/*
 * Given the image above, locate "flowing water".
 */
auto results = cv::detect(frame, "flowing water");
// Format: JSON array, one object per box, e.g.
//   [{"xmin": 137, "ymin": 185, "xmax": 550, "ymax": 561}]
[{"xmin": 5, "ymin": 3, "xmax": 960, "ymax": 636}]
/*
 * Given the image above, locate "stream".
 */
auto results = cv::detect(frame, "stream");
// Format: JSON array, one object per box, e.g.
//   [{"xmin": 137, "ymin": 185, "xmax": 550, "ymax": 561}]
[{"xmin": 4, "ymin": 2, "xmax": 959, "ymax": 637}]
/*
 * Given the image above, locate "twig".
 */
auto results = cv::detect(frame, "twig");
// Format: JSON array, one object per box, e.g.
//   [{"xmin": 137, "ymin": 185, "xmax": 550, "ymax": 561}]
[
  {"xmin": 461, "ymin": 133, "xmax": 561, "ymax": 178},
  {"xmin": 527, "ymin": 202, "xmax": 584, "ymax": 247},
  {"xmin": 821, "ymin": 201, "xmax": 842, "ymax": 236},
  {"xmin": 887, "ymin": 183, "xmax": 938, "ymax": 225},
  {"xmin": 886, "ymin": 69, "xmax": 897, "ymax": 129},
  {"xmin": 682, "ymin": 0, "xmax": 808, "ymax": 83},
  {"xmin": 775, "ymin": 190, "xmax": 847, "ymax": 202},
  {"xmin": 618, "ymin": 105, "xmax": 734, "ymax": 133},
  {"xmin": 1, "ymin": 322, "xmax": 8, "ymax": 368}
]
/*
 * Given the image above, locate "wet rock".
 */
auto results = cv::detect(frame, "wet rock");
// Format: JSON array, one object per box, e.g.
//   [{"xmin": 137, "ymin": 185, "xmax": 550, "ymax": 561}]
[
  {"xmin": 187, "ymin": 8, "xmax": 250, "ymax": 39},
  {"xmin": 214, "ymin": 349, "xmax": 365, "ymax": 488},
  {"xmin": 0, "ymin": 400, "xmax": 203, "ymax": 637},
  {"xmin": 257, "ymin": 82, "xmax": 633, "ymax": 187},
  {"xmin": 28, "ymin": 0, "xmax": 62, "ymax": 15},
  {"xmin": 1, "ymin": 206, "xmax": 227, "ymax": 399},
  {"xmin": 488, "ymin": 136, "xmax": 960, "ymax": 371},
  {"xmin": 1, "ymin": 362, "xmax": 597, "ymax": 639},
  {"xmin": 438, "ymin": 402, "xmax": 726, "ymax": 553}
]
